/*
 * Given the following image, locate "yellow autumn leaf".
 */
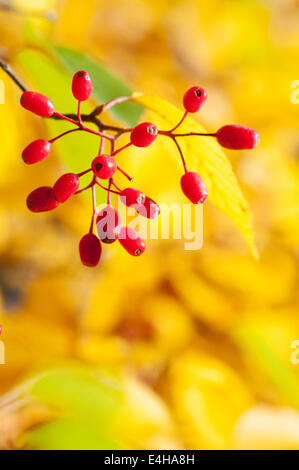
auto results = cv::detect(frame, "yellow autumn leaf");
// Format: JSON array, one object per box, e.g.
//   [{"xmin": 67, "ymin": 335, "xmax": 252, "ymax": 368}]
[
  {"xmin": 169, "ymin": 350, "xmax": 254, "ymax": 449},
  {"xmin": 232, "ymin": 405, "xmax": 299, "ymax": 450},
  {"xmin": 13, "ymin": 0, "xmax": 57, "ymax": 14},
  {"xmin": 131, "ymin": 94, "xmax": 257, "ymax": 258},
  {"xmin": 0, "ymin": 74, "xmax": 19, "ymax": 177}
]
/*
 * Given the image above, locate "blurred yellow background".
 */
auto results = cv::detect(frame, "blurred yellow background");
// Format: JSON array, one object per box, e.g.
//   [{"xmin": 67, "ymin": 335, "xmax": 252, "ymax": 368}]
[{"xmin": 0, "ymin": 0, "xmax": 299, "ymax": 450}]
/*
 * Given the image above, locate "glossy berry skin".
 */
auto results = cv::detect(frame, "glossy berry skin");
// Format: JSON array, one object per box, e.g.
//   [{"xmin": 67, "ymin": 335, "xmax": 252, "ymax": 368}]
[
  {"xmin": 91, "ymin": 156, "xmax": 116, "ymax": 179},
  {"xmin": 119, "ymin": 227, "xmax": 146, "ymax": 256},
  {"xmin": 130, "ymin": 122, "xmax": 158, "ymax": 147},
  {"xmin": 20, "ymin": 91, "xmax": 55, "ymax": 117},
  {"xmin": 136, "ymin": 197, "xmax": 160, "ymax": 219},
  {"xmin": 53, "ymin": 173, "xmax": 80, "ymax": 203},
  {"xmin": 183, "ymin": 86, "xmax": 207, "ymax": 113},
  {"xmin": 180, "ymin": 172, "xmax": 208, "ymax": 204},
  {"xmin": 72, "ymin": 71, "xmax": 93, "ymax": 101},
  {"xmin": 26, "ymin": 186, "xmax": 59, "ymax": 213},
  {"xmin": 79, "ymin": 233, "xmax": 102, "ymax": 267},
  {"xmin": 216, "ymin": 125, "xmax": 260, "ymax": 150},
  {"xmin": 96, "ymin": 205, "xmax": 121, "ymax": 244},
  {"xmin": 120, "ymin": 187, "xmax": 145, "ymax": 207},
  {"xmin": 22, "ymin": 139, "xmax": 51, "ymax": 164}
]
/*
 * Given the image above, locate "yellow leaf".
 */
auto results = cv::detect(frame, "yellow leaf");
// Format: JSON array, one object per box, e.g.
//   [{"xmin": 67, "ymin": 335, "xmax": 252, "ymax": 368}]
[
  {"xmin": 232, "ymin": 405, "xmax": 299, "ymax": 450},
  {"xmin": 132, "ymin": 94, "xmax": 257, "ymax": 258},
  {"xmin": 13, "ymin": 0, "xmax": 57, "ymax": 13},
  {"xmin": 0, "ymin": 74, "xmax": 19, "ymax": 176},
  {"xmin": 118, "ymin": 374, "xmax": 182, "ymax": 450},
  {"xmin": 169, "ymin": 350, "xmax": 254, "ymax": 449}
]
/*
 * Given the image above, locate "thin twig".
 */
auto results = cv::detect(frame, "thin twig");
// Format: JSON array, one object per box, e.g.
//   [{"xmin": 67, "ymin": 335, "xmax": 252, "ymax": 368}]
[
  {"xmin": 160, "ymin": 131, "xmax": 216, "ymax": 138},
  {"xmin": 107, "ymin": 178, "xmax": 112, "ymax": 204},
  {"xmin": 117, "ymin": 165, "xmax": 133, "ymax": 181},
  {"xmin": 49, "ymin": 127, "xmax": 81, "ymax": 144},
  {"xmin": 76, "ymin": 169, "xmax": 92, "ymax": 178},
  {"xmin": 168, "ymin": 110, "xmax": 188, "ymax": 133},
  {"xmin": 112, "ymin": 142, "xmax": 132, "ymax": 156},
  {"xmin": 171, "ymin": 136, "xmax": 188, "ymax": 173},
  {"xmin": 96, "ymin": 180, "xmax": 121, "ymax": 195},
  {"xmin": 74, "ymin": 178, "xmax": 94, "ymax": 195},
  {"xmin": 0, "ymin": 58, "xmax": 27, "ymax": 92},
  {"xmin": 0, "ymin": 58, "xmax": 131, "ymax": 135},
  {"xmin": 89, "ymin": 182, "xmax": 98, "ymax": 233}
]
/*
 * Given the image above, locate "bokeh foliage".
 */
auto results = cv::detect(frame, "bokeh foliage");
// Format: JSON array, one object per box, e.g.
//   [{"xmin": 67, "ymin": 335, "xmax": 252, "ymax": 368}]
[{"xmin": 0, "ymin": 0, "xmax": 298, "ymax": 450}]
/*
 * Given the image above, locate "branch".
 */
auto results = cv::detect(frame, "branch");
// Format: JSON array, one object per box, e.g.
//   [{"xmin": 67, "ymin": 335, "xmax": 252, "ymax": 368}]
[
  {"xmin": 0, "ymin": 58, "xmax": 130, "ymax": 135},
  {"xmin": 50, "ymin": 112, "xmax": 131, "ymax": 135},
  {"xmin": 0, "ymin": 58, "xmax": 27, "ymax": 92}
]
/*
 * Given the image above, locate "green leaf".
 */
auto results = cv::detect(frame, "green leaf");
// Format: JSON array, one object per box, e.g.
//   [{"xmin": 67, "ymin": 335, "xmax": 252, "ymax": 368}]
[
  {"xmin": 22, "ymin": 20, "xmax": 142, "ymax": 125},
  {"xmin": 16, "ymin": 49, "xmax": 99, "ymax": 174},
  {"xmin": 15, "ymin": 49, "xmax": 108, "ymax": 205},
  {"xmin": 26, "ymin": 367, "xmax": 124, "ymax": 450},
  {"xmin": 51, "ymin": 46, "xmax": 142, "ymax": 127},
  {"xmin": 30, "ymin": 367, "xmax": 123, "ymax": 419},
  {"xmin": 27, "ymin": 419, "xmax": 120, "ymax": 450},
  {"xmin": 232, "ymin": 323, "xmax": 299, "ymax": 408}
]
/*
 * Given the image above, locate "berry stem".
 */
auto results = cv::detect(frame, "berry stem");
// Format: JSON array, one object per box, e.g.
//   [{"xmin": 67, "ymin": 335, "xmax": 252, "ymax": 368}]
[
  {"xmin": 99, "ymin": 136, "xmax": 105, "ymax": 154},
  {"xmin": 49, "ymin": 127, "xmax": 81, "ymax": 143},
  {"xmin": 103, "ymin": 96, "xmax": 131, "ymax": 112},
  {"xmin": 112, "ymin": 142, "xmax": 132, "ymax": 156},
  {"xmin": 171, "ymin": 136, "xmax": 188, "ymax": 173},
  {"xmin": 88, "ymin": 97, "xmax": 131, "ymax": 118},
  {"xmin": 77, "ymin": 101, "xmax": 83, "ymax": 127},
  {"xmin": 74, "ymin": 180, "xmax": 94, "ymax": 195},
  {"xmin": 167, "ymin": 110, "xmax": 188, "ymax": 133},
  {"xmin": 53, "ymin": 111, "xmax": 79, "ymax": 126},
  {"xmin": 80, "ymin": 124, "xmax": 114, "ymax": 141},
  {"xmin": 89, "ymin": 182, "xmax": 98, "ymax": 234},
  {"xmin": 111, "ymin": 180, "xmax": 122, "ymax": 191},
  {"xmin": 77, "ymin": 168, "xmax": 92, "ymax": 178},
  {"xmin": 117, "ymin": 165, "xmax": 133, "ymax": 181},
  {"xmin": 54, "ymin": 111, "xmax": 114, "ymax": 141},
  {"xmin": 96, "ymin": 180, "xmax": 121, "ymax": 195},
  {"xmin": 166, "ymin": 131, "xmax": 217, "ymax": 138},
  {"xmin": 107, "ymin": 178, "xmax": 112, "ymax": 204},
  {"xmin": 110, "ymin": 139, "xmax": 115, "ymax": 155},
  {"xmin": 53, "ymin": 112, "xmax": 130, "ymax": 134}
]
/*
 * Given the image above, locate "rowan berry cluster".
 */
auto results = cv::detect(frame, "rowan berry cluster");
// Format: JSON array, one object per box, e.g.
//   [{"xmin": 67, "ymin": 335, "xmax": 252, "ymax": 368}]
[{"xmin": 21, "ymin": 72, "xmax": 259, "ymax": 267}]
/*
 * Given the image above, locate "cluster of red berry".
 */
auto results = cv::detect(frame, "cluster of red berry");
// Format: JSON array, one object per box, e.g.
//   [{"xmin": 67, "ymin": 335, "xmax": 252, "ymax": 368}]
[{"xmin": 21, "ymin": 72, "xmax": 259, "ymax": 267}]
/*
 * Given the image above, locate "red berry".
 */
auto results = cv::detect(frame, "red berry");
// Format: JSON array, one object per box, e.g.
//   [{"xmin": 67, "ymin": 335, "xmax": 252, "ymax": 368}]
[
  {"xmin": 79, "ymin": 233, "xmax": 102, "ymax": 267},
  {"xmin": 96, "ymin": 205, "xmax": 121, "ymax": 244},
  {"xmin": 26, "ymin": 186, "xmax": 59, "ymax": 213},
  {"xmin": 72, "ymin": 71, "xmax": 93, "ymax": 101},
  {"xmin": 22, "ymin": 139, "xmax": 51, "ymax": 164},
  {"xmin": 20, "ymin": 91, "xmax": 55, "ymax": 117},
  {"xmin": 91, "ymin": 156, "xmax": 116, "ymax": 179},
  {"xmin": 53, "ymin": 173, "xmax": 80, "ymax": 203},
  {"xmin": 180, "ymin": 172, "xmax": 208, "ymax": 204},
  {"xmin": 119, "ymin": 227, "xmax": 146, "ymax": 256},
  {"xmin": 130, "ymin": 122, "xmax": 158, "ymax": 147},
  {"xmin": 216, "ymin": 125, "xmax": 259, "ymax": 150},
  {"xmin": 120, "ymin": 187, "xmax": 145, "ymax": 207},
  {"xmin": 136, "ymin": 197, "xmax": 160, "ymax": 219},
  {"xmin": 183, "ymin": 86, "xmax": 207, "ymax": 113}
]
